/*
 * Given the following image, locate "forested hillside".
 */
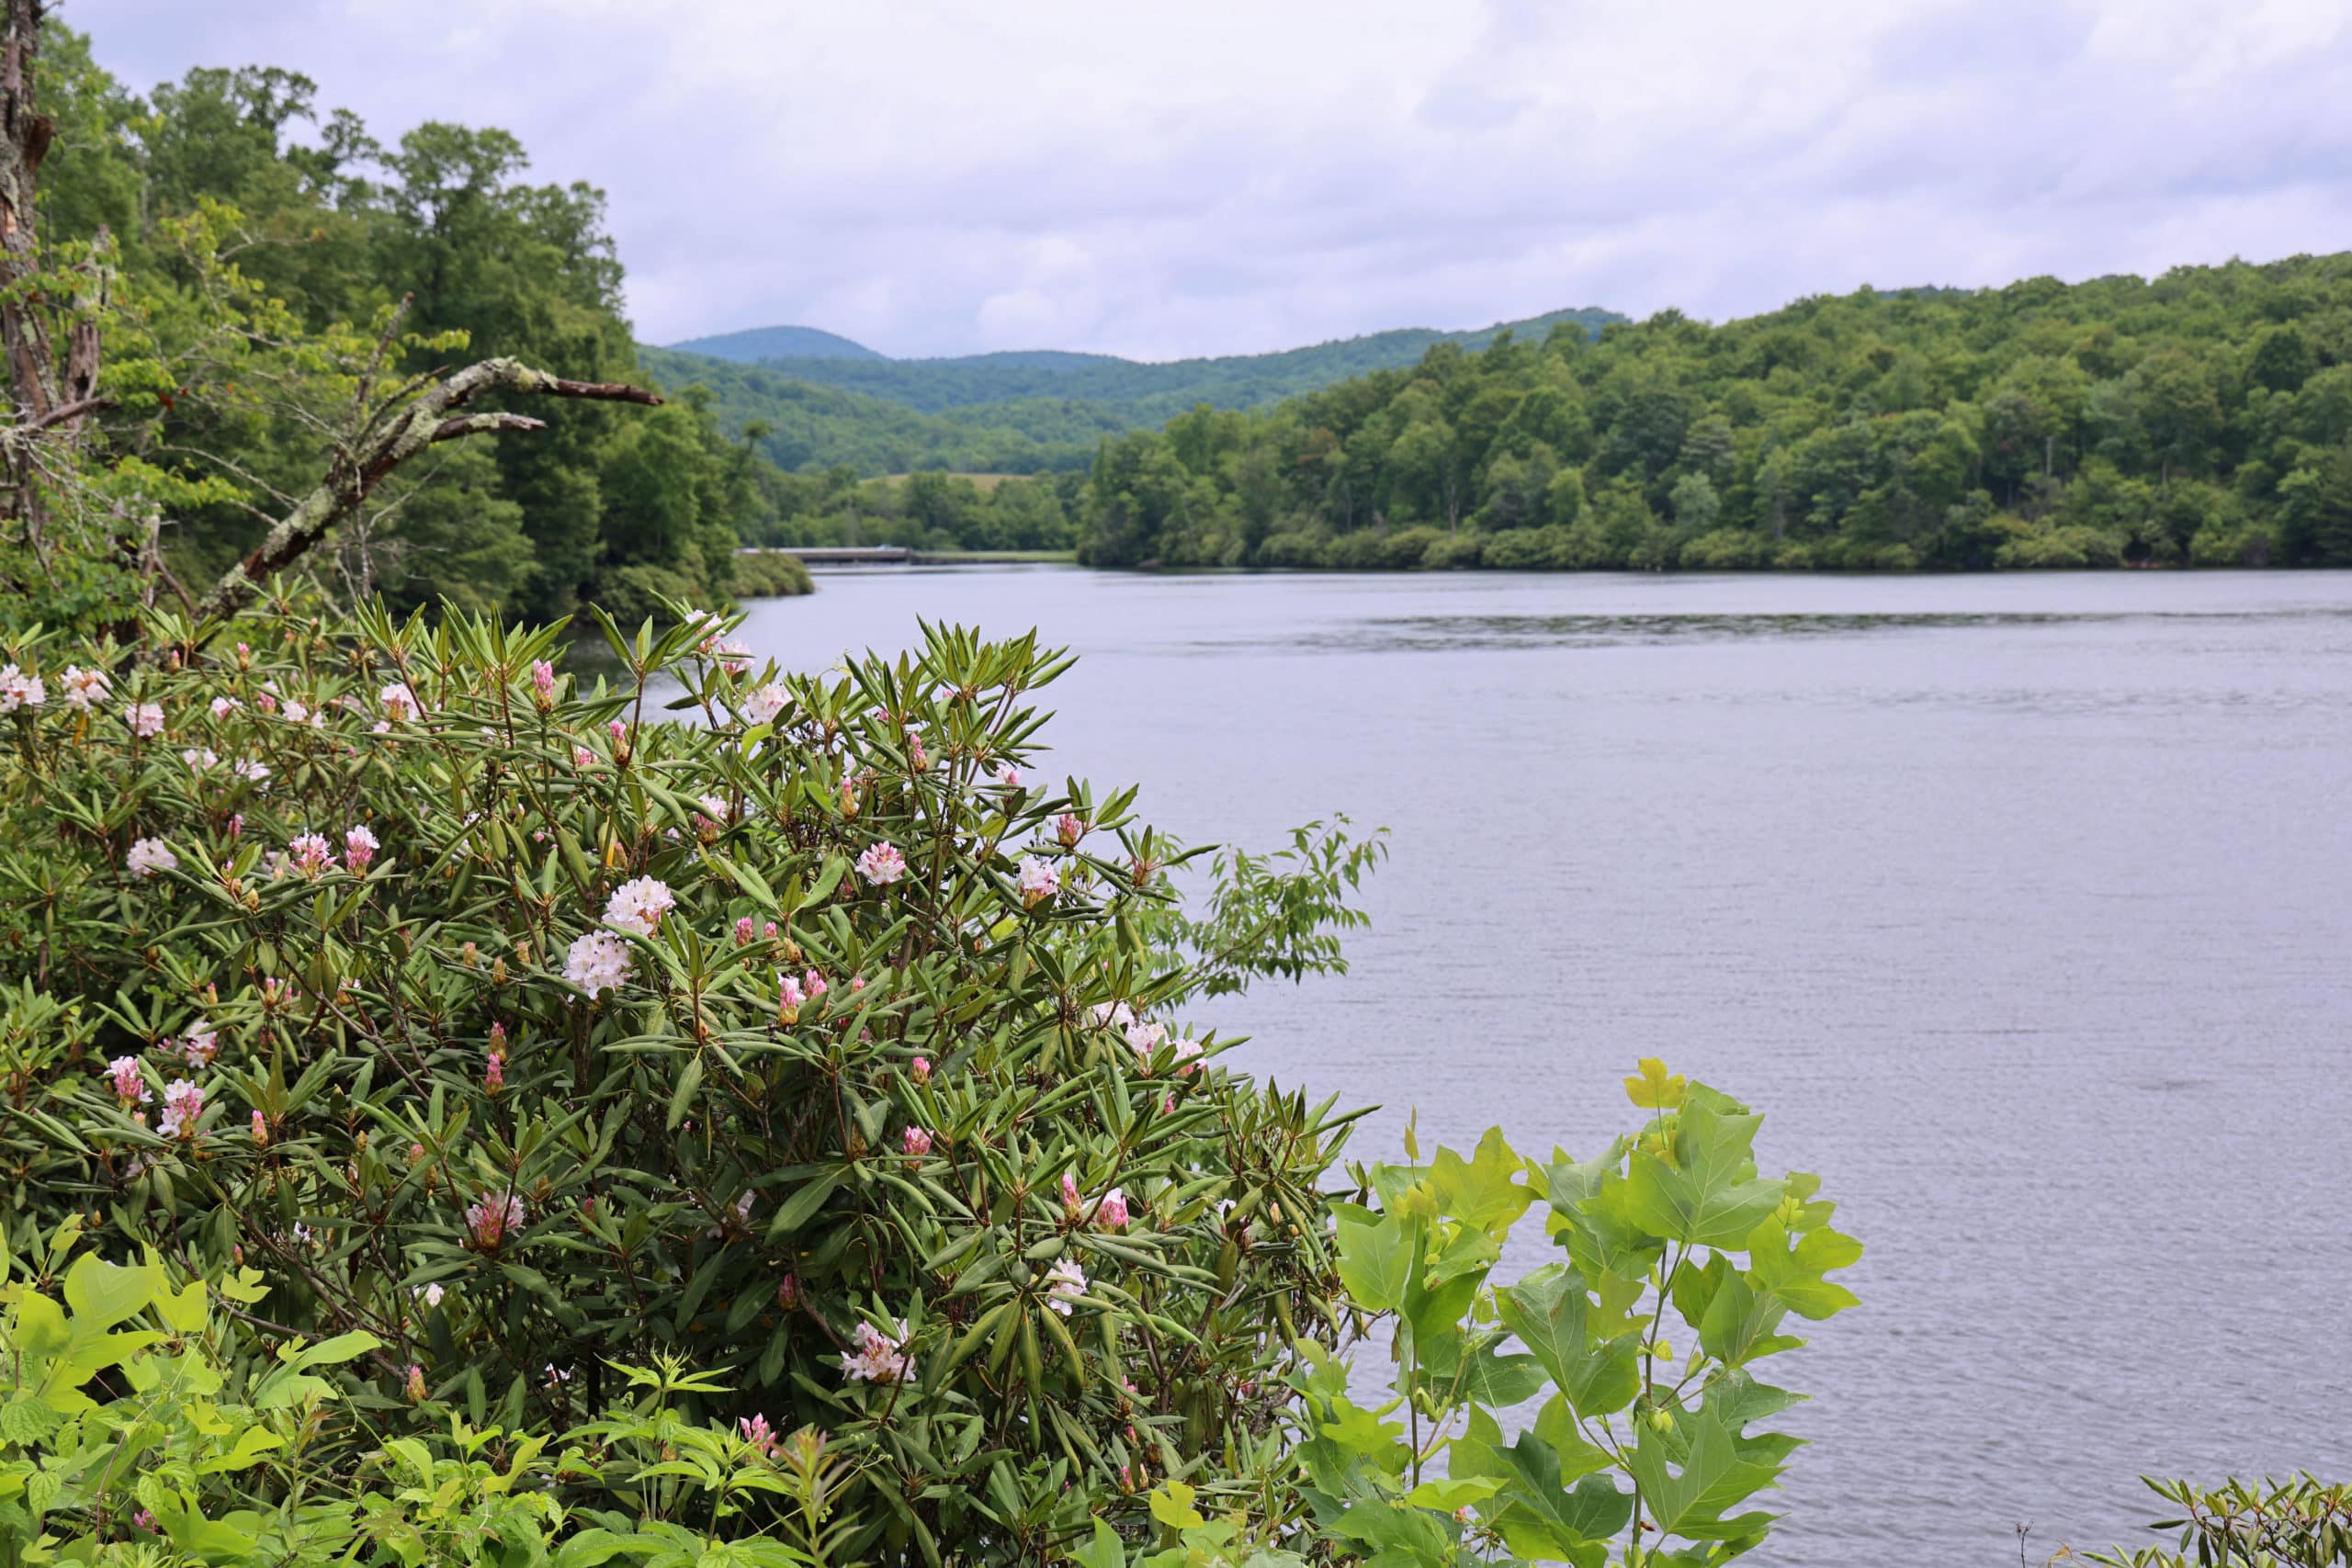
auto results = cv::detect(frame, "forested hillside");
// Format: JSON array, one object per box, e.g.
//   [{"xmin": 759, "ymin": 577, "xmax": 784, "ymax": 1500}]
[
  {"xmin": 1065, "ymin": 260, "xmax": 2352, "ymax": 571},
  {"xmin": 644, "ymin": 306, "xmax": 1620, "ymax": 475},
  {"xmin": 40, "ymin": 28, "xmax": 798, "ymax": 622}
]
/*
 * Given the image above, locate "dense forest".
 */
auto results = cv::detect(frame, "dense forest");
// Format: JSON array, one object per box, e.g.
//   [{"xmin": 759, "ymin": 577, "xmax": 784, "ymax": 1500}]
[
  {"xmin": 38, "ymin": 28, "xmax": 805, "ymax": 623},
  {"xmin": 643, "ymin": 307, "xmax": 1620, "ymax": 475},
  {"xmin": 1064, "ymin": 259, "xmax": 2352, "ymax": 571}
]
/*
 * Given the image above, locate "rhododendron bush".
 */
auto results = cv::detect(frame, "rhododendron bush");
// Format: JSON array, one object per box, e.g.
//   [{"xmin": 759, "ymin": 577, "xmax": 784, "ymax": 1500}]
[{"xmin": 0, "ymin": 592, "xmax": 1381, "ymax": 1562}]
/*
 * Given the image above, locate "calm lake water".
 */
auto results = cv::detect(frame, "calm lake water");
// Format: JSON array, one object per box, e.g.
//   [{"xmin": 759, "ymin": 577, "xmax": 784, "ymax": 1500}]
[{"xmin": 729, "ymin": 567, "xmax": 2352, "ymax": 1567}]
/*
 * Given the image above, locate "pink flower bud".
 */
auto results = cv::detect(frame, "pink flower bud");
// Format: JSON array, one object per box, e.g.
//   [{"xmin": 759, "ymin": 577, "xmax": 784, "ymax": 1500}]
[
  {"xmin": 910, "ymin": 1056, "xmax": 932, "ymax": 1084},
  {"xmin": 1056, "ymin": 812, "xmax": 1086, "ymax": 848},
  {"xmin": 735, "ymin": 915, "xmax": 756, "ymax": 945},
  {"xmin": 404, "ymin": 1364, "xmax": 427, "ymax": 1403},
  {"xmin": 251, "ymin": 1109, "xmax": 268, "ymax": 1145},
  {"xmin": 776, "ymin": 1273, "xmax": 800, "ymax": 1310},
  {"xmin": 226, "ymin": 813, "xmax": 243, "ymax": 840},
  {"xmin": 902, "ymin": 1126, "xmax": 933, "ymax": 1157}
]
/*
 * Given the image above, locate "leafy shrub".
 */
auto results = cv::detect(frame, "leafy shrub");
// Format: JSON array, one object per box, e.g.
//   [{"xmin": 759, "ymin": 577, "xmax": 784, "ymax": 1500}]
[
  {"xmin": 1254, "ymin": 530, "xmax": 1329, "ymax": 569},
  {"xmin": 1676, "ymin": 529, "xmax": 1770, "ymax": 571},
  {"xmin": 1995, "ymin": 524, "xmax": 2126, "ymax": 569},
  {"xmin": 0, "ymin": 596, "xmax": 1384, "ymax": 1564},
  {"xmin": 1322, "ymin": 531, "xmax": 1389, "ymax": 570},
  {"xmin": 1477, "ymin": 529, "xmax": 1555, "ymax": 571},
  {"xmin": 1376, "ymin": 527, "xmax": 1449, "ymax": 570},
  {"xmin": 1277, "ymin": 1061, "xmax": 1860, "ymax": 1567},
  {"xmin": 2086, "ymin": 1475, "xmax": 2352, "ymax": 1566},
  {"xmin": 727, "ymin": 552, "xmax": 816, "ymax": 601},
  {"xmin": 1419, "ymin": 534, "xmax": 1485, "ymax": 571}
]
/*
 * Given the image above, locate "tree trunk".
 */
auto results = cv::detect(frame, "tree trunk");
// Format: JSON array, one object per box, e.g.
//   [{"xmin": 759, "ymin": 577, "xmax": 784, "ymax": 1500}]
[{"xmin": 0, "ymin": 0, "xmax": 53, "ymax": 425}]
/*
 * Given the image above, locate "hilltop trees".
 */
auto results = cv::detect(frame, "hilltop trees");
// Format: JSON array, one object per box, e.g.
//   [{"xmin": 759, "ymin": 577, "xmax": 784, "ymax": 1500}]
[{"xmin": 1067, "ymin": 260, "xmax": 2352, "ymax": 572}]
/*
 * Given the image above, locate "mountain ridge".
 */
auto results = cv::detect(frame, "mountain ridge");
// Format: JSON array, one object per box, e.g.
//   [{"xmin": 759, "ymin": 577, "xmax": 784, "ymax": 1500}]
[{"xmin": 639, "ymin": 304, "xmax": 1623, "ymax": 473}]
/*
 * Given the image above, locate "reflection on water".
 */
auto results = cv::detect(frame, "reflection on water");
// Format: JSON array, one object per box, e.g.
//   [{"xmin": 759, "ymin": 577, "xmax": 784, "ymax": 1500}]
[{"xmin": 719, "ymin": 569, "xmax": 2352, "ymax": 1568}]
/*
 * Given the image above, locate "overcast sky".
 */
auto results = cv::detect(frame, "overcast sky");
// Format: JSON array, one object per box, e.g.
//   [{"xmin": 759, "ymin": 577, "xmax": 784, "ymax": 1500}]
[{"xmin": 62, "ymin": 0, "xmax": 2352, "ymax": 362}]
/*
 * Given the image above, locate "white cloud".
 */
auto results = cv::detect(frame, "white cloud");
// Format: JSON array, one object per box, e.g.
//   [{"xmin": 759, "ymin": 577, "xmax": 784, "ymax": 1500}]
[{"xmin": 66, "ymin": 0, "xmax": 2352, "ymax": 358}]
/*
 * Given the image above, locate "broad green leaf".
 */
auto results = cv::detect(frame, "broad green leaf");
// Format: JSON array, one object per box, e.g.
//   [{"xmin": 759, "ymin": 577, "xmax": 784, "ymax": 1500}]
[
  {"xmin": 1625, "ymin": 1407, "xmax": 1785, "ymax": 1542},
  {"xmin": 1624, "ymin": 1058, "xmax": 1687, "ymax": 1110},
  {"xmin": 62, "ymin": 1254, "xmax": 160, "ymax": 1331},
  {"xmin": 1333, "ymin": 1214, "xmax": 1414, "ymax": 1314}
]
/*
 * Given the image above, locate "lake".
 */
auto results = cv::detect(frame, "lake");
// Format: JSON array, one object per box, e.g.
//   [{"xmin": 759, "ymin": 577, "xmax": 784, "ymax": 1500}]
[{"xmin": 728, "ymin": 566, "xmax": 2352, "ymax": 1567}]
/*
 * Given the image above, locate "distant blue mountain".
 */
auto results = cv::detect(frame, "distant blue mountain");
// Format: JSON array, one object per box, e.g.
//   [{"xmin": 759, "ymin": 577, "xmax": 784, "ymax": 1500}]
[
  {"xmin": 637, "ymin": 304, "xmax": 1626, "ymax": 474},
  {"xmin": 664, "ymin": 324, "xmax": 884, "ymax": 362}
]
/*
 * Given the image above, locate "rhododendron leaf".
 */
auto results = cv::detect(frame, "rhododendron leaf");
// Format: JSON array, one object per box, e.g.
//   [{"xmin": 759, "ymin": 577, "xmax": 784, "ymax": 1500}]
[
  {"xmin": 798, "ymin": 855, "xmax": 848, "ymax": 909},
  {"xmin": 768, "ymin": 1168, "xmax": 850, "ymax": 1238},
  {"xmin": 1624, "ymin": 1058, "xmax": 1686, "ymax": 1110},
  {"xmin": 665, "ymin": 1054, "xmax": 704, "ymax": 1131}
]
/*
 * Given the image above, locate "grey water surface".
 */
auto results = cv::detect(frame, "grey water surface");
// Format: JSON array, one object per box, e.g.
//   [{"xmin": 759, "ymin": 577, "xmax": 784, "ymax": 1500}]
[{"xmin": 729, "ymin": 566, "xmax": 2352, "ymax": 1567}]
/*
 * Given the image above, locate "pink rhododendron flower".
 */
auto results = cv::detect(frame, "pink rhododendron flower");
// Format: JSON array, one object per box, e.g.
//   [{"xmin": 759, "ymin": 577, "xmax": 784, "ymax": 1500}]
[
  {"xmin": 734, "ymin": 915, "xmax": 756, "ymax": 945},
  {"xmin": 344, "ymin": 824, "xmax": 379, "ymax": 872},
  {"xmin": 209, "ymin": 694, "xmax": 241, "ymax": 719},
  {"xmin": 857, "ymin": 841, "xmax": 908, "ymax": 886},
  {"xmin": 125, "ymin": 700, "xmax": 164, "ymax": 738},
  {"xmin": 232, "ymin": 758, "xmax": 270, "ymax": 784},
  {"xmin": 405, "ymin": 1364, "xmax": 428, "ymax": 1403},
  {"xmin": 251, "ymin": 1110, "xmax": 268, "ymax": 1145},
  {"xmin": 803, "ymin": 970, "xmax": 828, "ymax": 998},
  {"xmin": 125, "ymin": 838, "xmax": 176, "ymax": 878},
  {"xmin": 838, "ymin": 1319, "xmax": 911, "ymax": 1383},
  {"xmin": 179, "ymin": 1021, "xmax": 219, "ymax": 1067},
  {"xmin": 288, "ymin": 833, "xmax": 334, "ymax": 875},
  {"xmin": 776, "ymin": 973, "xmax": 805, "ymax": 1022},
  {"xmin": 181, "ymin": 747, "xmax": 217, "ymax": 773},
  {"xmin": 226, "ymin": 813, "xmax": 243, "ymax": 840},
  {"xmin": 281, "ymin": 698, "xmax": 310, "ymax": 725},
  {"xmin": 484, "ymin": 1049, "xmax": 504, "ymax": 1093},
  {"xmin": 254, "ymin": 691, "xmax": 278, "ymax": 716},
  {"xmin": 910, "ymin": 1056, "xmax": 931, "ymax": 1084},
  {"xmin": 776, "ymin": 1273, "xmax": 800, "ymax": 1310},
  {"xmin": 465, "ymin": 1192, "xmax": 525, "ymax": 1248},
  {"xmin": 739, "ymin": 1413, "xmax": 778, "ymax": 1455},
  {"xmin": 1060, "ymin": 1171, "xmax": 1082, "ymax": 1213},
  {"xmin": 157, "ymin": 1079, "xmax": 205, "ymax": 1139},
  {"xmin": 379, "ymin": 682, "xmax": 421, "ymax": 722},
  {"xmin": 902, "ymin": 1126, "xmax": 933, "ymax": 1156},
  {"xmin": 1056, "ymin": 812, "xmax": 1087, "ymax": 848},
  {"xmin": 1095, "ymin": 1188, "xmax": 1131, "ymax": 1231},
  {"xmin": 531, "ymin": 660, "xmax": 556, "ymax": 707},
  {"xmin": 572, "ymin": 745, "xmax": 595, "ymax": 768},
  {"xmin": 1016, "ymin": 855, "xmax": 1058, "ymax": 908},
  {"xmin": 743, "ymin": 682, "xmax": 788, "ymax": 725},
  {"xmin": 1046, "ymin": 1258, "xmax": 1087, "ymax": 1315},
  {"xmin": 906, "ymin": 732, "xmax": 928, "ymax": 772},
  {"xmin": 108, "ymin": 1055, "xmax": 149, "ymax": 1107},
  {"xmin": 564, "ymin": 931, "xmax": 633, "ymax": 994},
  {"xmin": 603, "ymin": 875, "xmax": 674, "ymax": 936},
  {"xmin": 995, "ymin": 763, "xmax": 1023, "ymax": 790},
  {"xmin": 59, "ymin": 664, "xmax": 107, "ymax": 711},
  {"xmin": 1171, "ymin": 1039, "xmax": 1204, "ymax": 1076}
]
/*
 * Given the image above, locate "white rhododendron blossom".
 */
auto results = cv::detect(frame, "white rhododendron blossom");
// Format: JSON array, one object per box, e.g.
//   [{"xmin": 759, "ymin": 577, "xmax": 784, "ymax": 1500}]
[
  {"xmin": 125, "ymin": 701, "xmax": 164, "ymax": 738},
  {"xmin": 838, "ymin": 1319, "xmax": 912, "ymax": 1383},
  {"xmin": 125, "ymin": 838, "xmax": 176, "ymax": 878},
  {"xmin": 181, "ymin": 748, "xmax": 218, "ymax": 773},
  {"xmin": 1016, "ymin": 855, "xmax": 1059, "ymax": 906},
  {"xmin": 0, "ymin": 665, "xmax": 45, "ymax": 712},
  {"xmin": 603, "ymin": 876, "xmax": 675, "ymax": 936},
  {"xmin": 857, "ymin": 841, "xmax": 908, "ymax": 885},
  {"xmin": 564, "ymin": 931, "xmax": 633, "ymax": 994},
  {"xmin": 209, "ymin": 695, "xmax": 241, "ymax": 720},
  {"xmin": 379, "ymin": 682, "xmax": 421, "ymax": 722},
  {"xmin": 58, "ymin": 665, "xmax": 107, "ymax": 711},
  {"xmin": 743, "ymin": 682, "xmax": 788, "ymax": 725}
]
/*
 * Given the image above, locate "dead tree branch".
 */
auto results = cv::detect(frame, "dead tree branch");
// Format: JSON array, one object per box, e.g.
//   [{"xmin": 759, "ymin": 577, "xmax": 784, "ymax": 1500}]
[{"xmin": 193, "ymin": 355, "xmax": 661, "ymax": 622}]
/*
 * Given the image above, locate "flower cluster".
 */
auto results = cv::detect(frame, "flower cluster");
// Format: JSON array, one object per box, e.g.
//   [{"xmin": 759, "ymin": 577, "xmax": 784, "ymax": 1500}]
[
  {"xmin": 838, "ymin": 1319, "xmax": 912, "ymax": 1384},
  {"xmin": 157, "ymin": 1079, "xmax": 204, "ymax": 1139},
  {"xmin": 465, "ymin": 1192, "xmax": 526, "ymax": 1249},
  {"xmin": 564, "ymin": 931, "xmax": 633, "ymax": 995},
  {"xmin": 857, "ymin": 841, "xmax": 908, "ymax": 886},
  {"xmin": 604, "ymin": 875, "xmax": 675, "ymax": 936},
  {"xmin": 0, "ymin": 665, "xmax": 45, "ymax": 711}
]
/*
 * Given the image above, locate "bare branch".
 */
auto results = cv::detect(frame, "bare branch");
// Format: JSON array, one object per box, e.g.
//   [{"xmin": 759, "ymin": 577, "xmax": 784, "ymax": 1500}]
[
  {"xmin": 19, "ymin": 391, "xmax": 109, "ymax": 433},
  {"xmin": 193, "ymin": 355, "xmax": 663, "ymax": 623},
  {"xmin": 432, "ymin": 411, "xmax": 546, "ymax": 441}
]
